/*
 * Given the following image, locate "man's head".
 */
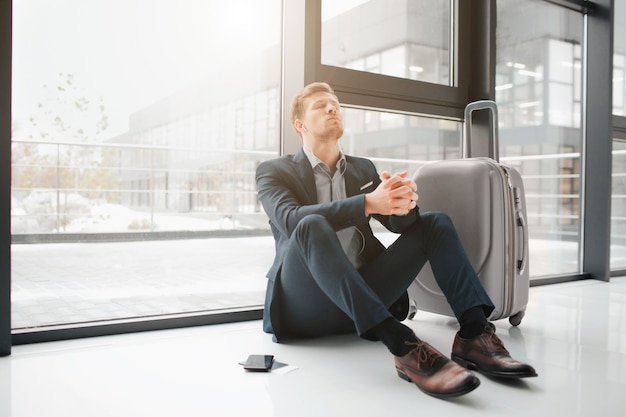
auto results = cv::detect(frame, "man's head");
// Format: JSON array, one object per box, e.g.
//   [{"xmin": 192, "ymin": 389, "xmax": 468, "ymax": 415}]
[{"xmin": 291, "ymin": 82, "xmax": 343, "ymax": 141}]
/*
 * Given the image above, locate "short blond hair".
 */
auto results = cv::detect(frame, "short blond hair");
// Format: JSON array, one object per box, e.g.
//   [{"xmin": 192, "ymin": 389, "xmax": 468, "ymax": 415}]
[{"xmin": 290, "ymin": 82, "xmax": 338, "ymax": 138}]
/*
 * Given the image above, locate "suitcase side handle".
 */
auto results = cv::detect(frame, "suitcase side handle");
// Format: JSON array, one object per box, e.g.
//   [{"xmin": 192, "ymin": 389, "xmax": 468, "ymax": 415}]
[
  {"xmin": 514, "ymin": 187, "xmax": 528, "ymax": 274},
  {"xmin": 463, "ymin": 100, "xmax": 499, "ymax": 162},
  {"xmin": 517, "ymin": 210, "xmax": 528, "ymax": 274}
]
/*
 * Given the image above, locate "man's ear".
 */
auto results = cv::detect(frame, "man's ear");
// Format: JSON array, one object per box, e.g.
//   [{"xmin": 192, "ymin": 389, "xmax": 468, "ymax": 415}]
[{"xmin": 295, "ymin": 119, "xmax": 306, "ymax": 133}]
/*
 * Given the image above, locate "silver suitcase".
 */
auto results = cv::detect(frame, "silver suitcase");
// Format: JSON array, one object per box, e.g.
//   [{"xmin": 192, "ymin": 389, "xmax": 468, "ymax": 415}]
[{"xmin": 407, "ymin": 100, "xmax": 529, "ymax": 326}]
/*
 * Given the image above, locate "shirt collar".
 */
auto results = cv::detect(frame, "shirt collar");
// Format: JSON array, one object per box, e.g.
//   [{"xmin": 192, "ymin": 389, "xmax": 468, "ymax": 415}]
[{"xmin": 302, "ymin": 146, "xmax": 346, "ymax": 174}]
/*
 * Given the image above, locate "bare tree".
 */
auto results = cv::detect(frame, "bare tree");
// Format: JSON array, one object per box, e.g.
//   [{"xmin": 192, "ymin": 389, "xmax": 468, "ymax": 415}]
[{"xmin": 12, "ymin": 72, "xmax": 119, "ymax": 232}]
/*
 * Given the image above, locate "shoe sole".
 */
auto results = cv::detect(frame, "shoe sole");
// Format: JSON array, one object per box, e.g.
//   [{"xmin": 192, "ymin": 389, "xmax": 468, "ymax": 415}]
[
  {"xmin": 451, "ymin": 353, "xmax": 538, "ymax": 379},
  {"xmin": 396, "ymin": 367, "xmax": 480, "ymax": 399}
]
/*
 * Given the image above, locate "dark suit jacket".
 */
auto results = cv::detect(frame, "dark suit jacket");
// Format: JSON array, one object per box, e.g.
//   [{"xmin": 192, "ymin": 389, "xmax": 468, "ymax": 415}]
[{"xmin": 255, "ymin": 149, "xmax": 419, "ymax": 339}]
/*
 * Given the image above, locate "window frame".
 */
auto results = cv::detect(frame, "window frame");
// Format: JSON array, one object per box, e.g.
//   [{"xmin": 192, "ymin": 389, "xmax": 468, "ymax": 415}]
[{"xmin": 303, "ymin": 0, "xmax": 469, "ymax": 120}]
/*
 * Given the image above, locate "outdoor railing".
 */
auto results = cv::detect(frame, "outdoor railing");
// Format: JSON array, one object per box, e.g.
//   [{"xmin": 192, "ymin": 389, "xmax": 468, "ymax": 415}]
[
  {"xmin": 14, "ymin": 138, "xmax": 625, "ymax": 243},
  {"xmin": 11, "ymin": 139, "xmax": 276, "ymax": 236}
]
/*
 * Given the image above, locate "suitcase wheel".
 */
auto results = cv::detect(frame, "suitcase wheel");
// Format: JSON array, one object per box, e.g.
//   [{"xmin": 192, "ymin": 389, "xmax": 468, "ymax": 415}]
[
  {"xmin": 509, "ymin": 310, "xmax": 525, "ymax": 326},
  {"xmin": 407, "ymin": 300, "xmax": 418, "ymax": 320}
]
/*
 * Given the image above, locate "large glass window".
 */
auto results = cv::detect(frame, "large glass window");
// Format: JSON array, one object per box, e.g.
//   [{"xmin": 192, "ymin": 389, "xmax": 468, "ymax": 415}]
[
  {"xmin": 321, "ymin": 0, "xmax": 454, "ymax": 86},
  {"xmin": 11, "ymin": 0, "xmax": 281, "ymax": 330},
  {"xmin": 342, "ymin": 107, "xmax": 461, "ymax": 166},
  {"xmin": 496, "ymin": 0, "xmax": 583, "ymax": 278},
  {"xmin": 612, "ymin": 140, "xmax": 626, "ymax": 270},
  {"xmin": 612, "ymin": 0, "xmax": 626, "ymax": 271}
]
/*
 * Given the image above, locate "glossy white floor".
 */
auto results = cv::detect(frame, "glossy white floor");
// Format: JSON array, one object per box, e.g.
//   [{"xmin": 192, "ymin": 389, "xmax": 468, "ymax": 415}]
[{"xmin": 1, "ymin": 277, "xmax": 625, "ymax": 417}]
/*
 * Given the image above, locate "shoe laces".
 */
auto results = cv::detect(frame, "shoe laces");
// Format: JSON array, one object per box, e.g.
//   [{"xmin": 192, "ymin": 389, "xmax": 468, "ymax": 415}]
[
  {"xmin": 404, "ymin": 340, "xmax": 444, "ymax": 368},
  {"xmin": 484, "ymin": 327, "xmax": 508, "ymax": 353}
]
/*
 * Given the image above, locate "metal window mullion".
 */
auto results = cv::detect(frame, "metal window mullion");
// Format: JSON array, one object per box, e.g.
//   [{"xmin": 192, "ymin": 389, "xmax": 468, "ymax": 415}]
[
  {"xmin": 0, "ymin": 0, "xmax": 11, "ymax": 357},
  {"xmin": 582, "ymin": 0, "xmax": 612, "ymax": 281}
]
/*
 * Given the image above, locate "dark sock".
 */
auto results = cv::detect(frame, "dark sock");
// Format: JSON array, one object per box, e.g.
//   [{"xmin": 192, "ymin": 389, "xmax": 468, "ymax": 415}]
[
  {"xmin": 370, "ymin": 317, "xmax": 418, "ymax": 357},
  {"xmin": 458, "ymin": 305, "xmax": 490, "ymax": 339}
]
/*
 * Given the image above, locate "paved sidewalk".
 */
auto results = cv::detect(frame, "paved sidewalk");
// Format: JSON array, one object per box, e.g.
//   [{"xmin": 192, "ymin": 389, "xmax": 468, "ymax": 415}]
[
  {"xmin": 11, "ymin": 236, "xmax": 274, "ymax": 329},
  {"xmin": 10, "ymin": 231, "xmax": 584, "ymax": 330}
]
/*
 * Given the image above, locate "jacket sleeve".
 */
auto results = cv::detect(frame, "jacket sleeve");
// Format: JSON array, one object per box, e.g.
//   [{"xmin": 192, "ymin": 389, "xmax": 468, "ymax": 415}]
[
  {"xmin": 374, "ymin": 208, "xmax": 419, "ymax": 233},
  {"xmin": 255, "ymin": 158, "xmax": 371, "ymax": 239}
]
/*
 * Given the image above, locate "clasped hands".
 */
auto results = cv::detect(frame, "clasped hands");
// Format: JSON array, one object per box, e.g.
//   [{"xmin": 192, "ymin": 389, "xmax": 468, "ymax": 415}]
[{"xmin": 365, "ymin": 170, "xmax": 418, "ymax": 216}]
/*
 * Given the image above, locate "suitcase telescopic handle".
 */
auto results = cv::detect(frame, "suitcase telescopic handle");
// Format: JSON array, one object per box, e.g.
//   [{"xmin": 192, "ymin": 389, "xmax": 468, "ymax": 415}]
[{"xmin": 463, "ymin": 100, "xmax": 499, "ymax": 162}]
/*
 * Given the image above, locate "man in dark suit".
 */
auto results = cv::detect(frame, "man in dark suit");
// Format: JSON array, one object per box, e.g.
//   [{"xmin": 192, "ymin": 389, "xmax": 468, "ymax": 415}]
[{"xmin": 255, "ymin": 82, "xmax": 537, "ymax": 398}]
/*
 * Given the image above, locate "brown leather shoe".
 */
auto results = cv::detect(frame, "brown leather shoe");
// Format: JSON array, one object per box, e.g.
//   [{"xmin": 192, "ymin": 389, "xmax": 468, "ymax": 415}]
[
  {"xmin": 451, "ymin": 324, "xmax": 538, "ymax": 378},
  {"xmin": 394, "ymin": 338, "xmax": 480, "ymax": 399}
]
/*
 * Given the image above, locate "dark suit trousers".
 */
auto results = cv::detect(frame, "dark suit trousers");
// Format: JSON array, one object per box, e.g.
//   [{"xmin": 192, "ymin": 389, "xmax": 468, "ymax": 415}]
[{"xmin": 277, "ymin": 211, "xmax": 495, "ymax": 339}]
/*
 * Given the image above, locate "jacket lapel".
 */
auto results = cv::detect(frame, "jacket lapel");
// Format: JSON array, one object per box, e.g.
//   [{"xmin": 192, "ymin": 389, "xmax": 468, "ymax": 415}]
[
  {"xmin": 293, "ymin": 149, "xmax": 318, "ymax": 204},
  {"xmin": 344, "ymin": 158, "xmax": 364, "ymax": 197}
]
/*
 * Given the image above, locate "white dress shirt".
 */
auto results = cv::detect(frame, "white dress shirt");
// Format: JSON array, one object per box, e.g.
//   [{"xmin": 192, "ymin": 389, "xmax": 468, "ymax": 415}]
[{"xmin": 302, "ymin": 147, "xmax": 363, "ymax": 268}]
